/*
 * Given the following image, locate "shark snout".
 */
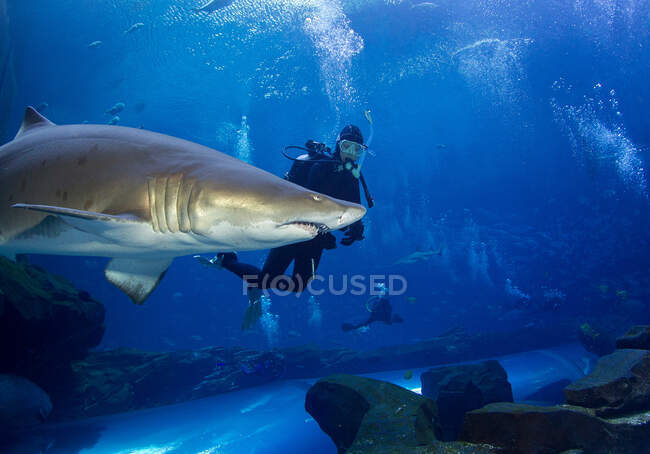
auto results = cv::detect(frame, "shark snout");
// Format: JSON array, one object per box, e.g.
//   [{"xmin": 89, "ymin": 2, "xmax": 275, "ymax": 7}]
[{"xmin": 336, "ymin": 203, "xmax": 366, "ymax": 229}]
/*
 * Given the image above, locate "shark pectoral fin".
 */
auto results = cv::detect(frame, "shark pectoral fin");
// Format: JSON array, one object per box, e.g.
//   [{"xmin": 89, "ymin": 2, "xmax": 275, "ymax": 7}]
[
  {"xmin": 11, "ymin": 203, "xmax": 139, "ymax": 222},
  {"xmin": 105, "ymin": 257, "xmax": 173, "ymax": 305},
  {"xmin": 11, "ymin": 203, "xmax": 140, "ymax": 236}
]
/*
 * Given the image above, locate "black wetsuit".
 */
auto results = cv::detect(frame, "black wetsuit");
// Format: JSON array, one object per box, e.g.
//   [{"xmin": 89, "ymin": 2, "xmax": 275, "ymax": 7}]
[
  {"xmin": 221, "ymin": 150, "xmax": 364, "ymax": 293},
  {"xmin": 341, "ymin": 296, "xmax": 403, "ymax": 332}
]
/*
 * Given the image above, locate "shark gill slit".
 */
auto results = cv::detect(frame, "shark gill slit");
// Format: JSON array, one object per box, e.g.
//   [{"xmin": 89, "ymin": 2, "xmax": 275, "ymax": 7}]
[
  {"xmin": 154, "ymin": 176, "xmax": 168, "ymax": 233},
  {"xmin": 177, "ymin": 175, "xmax": 193, "ymax": 234},
  {"xmin": 147, "ymin": 177, "xmax": 160, "ymax": 232},
  {"xmin": 148, "ymin": 175, "xmax": 194, "ymax": 234},
  {"xmin": 164, "ymin": 173, "xmax": 182, "ymax": 233}
]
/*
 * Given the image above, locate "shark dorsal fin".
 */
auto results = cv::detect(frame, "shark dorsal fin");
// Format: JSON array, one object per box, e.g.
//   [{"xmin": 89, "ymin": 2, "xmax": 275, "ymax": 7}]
[{"xmin": 15, "ymin": 106, "xmax": 55, "ymax": 139}]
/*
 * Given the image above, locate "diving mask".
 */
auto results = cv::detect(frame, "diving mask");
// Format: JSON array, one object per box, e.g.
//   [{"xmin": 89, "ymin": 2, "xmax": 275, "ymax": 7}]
[{"xmin": 339, "ymin": 139, "xmax": 367, "ymax": 162}]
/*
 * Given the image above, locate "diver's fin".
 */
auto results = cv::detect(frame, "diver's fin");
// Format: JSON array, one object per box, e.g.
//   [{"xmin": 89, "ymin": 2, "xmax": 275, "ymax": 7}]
[
  {"xmin": 241, "ymin": 288, "xmax": 263, "ymax": 331},
  {"xmin": 105, "ymin": 257, "xmax": 172, "ymax": 305},
  {"xmin": 15, "ymin": 106, "xmax": 55, "ymax": 139},
  {"xmin": 12, "ymin": 204, "xmax": 140, "ymax": 236}
]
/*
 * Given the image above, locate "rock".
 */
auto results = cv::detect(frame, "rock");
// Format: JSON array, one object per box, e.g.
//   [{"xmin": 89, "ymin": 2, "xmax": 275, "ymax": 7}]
[
  {"xmin": 0, "ymin": 258, "xmax": 105, "ymax": 380},
  {"xmin": 305, "ymin": 378, "xmax": 370, "ymax": 452},
  {"xmin": 433, "ymin": 376, "xmax": 483, "ymax": 441},
  {"xmin": 52, "ymin": 347, "xmax": 286, "ymax": 420},
  {"xmin": 577, "ymin": 322, "xmax": 616, "ymax": 357},
  {"xmin": 0, "ymin": 374, "xmax": 52, "ymax": 432},
  {"xmin": 564, "ymin": 349, "xmax": 650, "ymax": 417},
  {"xmin": 421, "ymin": 360, "xmax": 513, "ymax": 440},
  {"xmin": 422, "ymin": 360, "xmax": 513, "ymax": 405},
  {"xmin": 616, "ymin": 326, "xmax": 650, "ymax": 350},
  {"xmin": 305, "ymin": 375, "xmax": 501, "ymax": 454},
  {"xmin": 460, "ymin": 402, "xmax": 650, "ymax": 454},
  {"xmin": 305, "ymin": 374, "xmax": 441, "ymax": 453}
]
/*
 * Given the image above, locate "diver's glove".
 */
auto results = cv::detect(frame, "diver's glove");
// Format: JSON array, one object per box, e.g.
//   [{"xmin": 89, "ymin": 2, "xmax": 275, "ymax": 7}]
[
  {"xmin": 320, "ymin": 232, "xmax": 337, "ymax": 250},
  {"xmin": 341, "ymin": 222, "xmax": 364, "ymax": 246}
]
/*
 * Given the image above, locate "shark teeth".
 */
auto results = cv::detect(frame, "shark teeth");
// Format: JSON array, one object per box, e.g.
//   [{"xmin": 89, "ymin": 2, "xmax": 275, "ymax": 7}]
[{"xmin": 283, "ymin": 221, "xmax": 329, "ymax": 235}]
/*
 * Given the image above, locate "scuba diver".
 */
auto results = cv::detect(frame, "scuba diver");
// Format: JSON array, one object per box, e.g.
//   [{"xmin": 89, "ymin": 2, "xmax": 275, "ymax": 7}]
[
  {"xmin": 342, "ymin": 283, "xmax": 403, "ymax": 332},
  {"xmin": 197, "ymin": 121, "xmax": 375, "ymax": 329}
]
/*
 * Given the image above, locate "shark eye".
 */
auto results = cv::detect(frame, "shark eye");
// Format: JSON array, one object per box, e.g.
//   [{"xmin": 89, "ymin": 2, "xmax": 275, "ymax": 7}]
[{"xmin": 311, "ymin": 194, "xmax": 322, "ymax": 202}]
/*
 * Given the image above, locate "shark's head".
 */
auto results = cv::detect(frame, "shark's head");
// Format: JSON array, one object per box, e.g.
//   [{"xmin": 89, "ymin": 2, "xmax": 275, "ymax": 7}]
[{"xmin": 188, "ymin": 163, "xmax": 366, "ymax": 250}]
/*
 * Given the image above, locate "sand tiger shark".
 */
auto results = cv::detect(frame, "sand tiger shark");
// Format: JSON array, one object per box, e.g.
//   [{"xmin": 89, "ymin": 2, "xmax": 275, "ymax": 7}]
[{"xmin": 0, "ymin": 107, "xmax": 366, "ymax": 304}]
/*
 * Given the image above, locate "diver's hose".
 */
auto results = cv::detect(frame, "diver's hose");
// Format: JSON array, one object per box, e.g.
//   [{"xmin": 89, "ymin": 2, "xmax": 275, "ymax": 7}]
[
  {"xmin": 281, "ymin": 145, "xmax": 335, "ymax": 163},
  {"xmin": 359, "ymin": 173, "xmax": 374, "ymax": 208},
  {"xmin": 364, "ymin": 109, "xmax": 374, "ymax": 147}
]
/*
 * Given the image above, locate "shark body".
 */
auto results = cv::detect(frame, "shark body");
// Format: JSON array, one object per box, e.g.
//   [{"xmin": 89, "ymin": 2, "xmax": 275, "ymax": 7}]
[{"xmin": 0, "ymin": 107, "xmax": 365, "ymax": 303}]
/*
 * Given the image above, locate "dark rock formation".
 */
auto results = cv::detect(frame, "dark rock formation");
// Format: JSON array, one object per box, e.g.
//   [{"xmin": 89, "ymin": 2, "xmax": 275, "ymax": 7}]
[
  {"xmin": 564, "ymin": 349, "xmax": 650, "ymax": 417},
  {"xmin": 460, "ymin": 402, "xmax": 650, "ymax": 454},
  {"xmin": 0, "ymin": 257, "xmax": 105, "ymax": 382},
  {"xmin": 616, "ymin": 326, "xmax": 650, "ymax": 350},
  {"xmin": 305, "ymin": 374, "xmax": 440, "ymax": 453},
  {"xmin": 422, "ymin": 360, "xmax": 513, "ymax": 405},
  {"xmin": 305, "ymin": 374, "xmax": 498, "ymax": 454},
  {"xmin": 52, "ymin": 347, "xmax": 286, "ymax": 420},
  {"xmin": 305, "ymin": 378, "xmax": 371, "ymax": 453},
  {"xmin": 0, "ymin": 374, "xmax": 52, "ymax": 431},
  {"xmin": 577, "ymin": 322, "xmax": 617, "ymax": 357},
  {"xmin": 421, "ymin": 360, "xmax": 513, "ymax": 440}
]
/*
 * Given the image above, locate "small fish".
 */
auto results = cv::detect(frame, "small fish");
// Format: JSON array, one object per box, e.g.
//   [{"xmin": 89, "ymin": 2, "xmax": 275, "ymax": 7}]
[
  {"xmin": 394, "ymin": 248, "xmax": 443, "ymax": 265},
  {"xmin": 404, "ymin": 370, "xmax": 413, "ymax": 380},
  {"xmin": 88, "ymin": 41, "xmax": 103, "ymax": 48},
  {"xmin": 411, "ymin": 2, "xmax": 439, "ymax": 9},
  {"xmin": 124, "ymin": 22, "xmax": 145, "ymax": 34},
  {"xmin": 108, "ymin": 116, "xmax": 120, "ymax": 125},
  {"xmin": 407, "ymin": 296, "xmax": 417, "ymax": 304},
  {"xmin": 35, "ymin": 102, "xmax": 49, "ymax": 113},
  {"xmin": 105, "ymin": 102, "xmax": 125, "ymax": 116}
]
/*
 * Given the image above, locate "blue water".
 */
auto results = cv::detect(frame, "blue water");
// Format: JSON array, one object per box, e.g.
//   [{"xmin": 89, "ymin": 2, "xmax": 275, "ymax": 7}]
[
  {"xmin": 1, "ymin": 0, "xmax": 650, "ymax": 450},
  {"xmin": 4, "ymin": 0, "xmax": 649, "ymax": 353}
]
